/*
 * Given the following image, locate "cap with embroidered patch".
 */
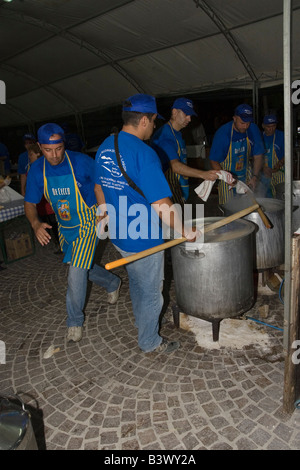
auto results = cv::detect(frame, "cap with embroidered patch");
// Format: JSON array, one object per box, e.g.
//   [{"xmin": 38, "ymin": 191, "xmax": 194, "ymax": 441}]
[
  {"xmin": 23, "ymin": 133, "xmax": 36, "ymax": 142},
  {"xmin": 37, "ymin": 123, "xmax": 65, "ymax": 145},
  {"xmin": 263, "ymin": 114, "xmax": 278, "ymax": 125},
  {"xmin": 122, "ymin": 94, "xmax": 164, "ymax": 119},
  {"xmin": 234, "ymin": 104, "xmax": 253, "ymax": 123},
  {"xmin": 172, "ymin": 97, "xmax": 197, "ymax": 116}
]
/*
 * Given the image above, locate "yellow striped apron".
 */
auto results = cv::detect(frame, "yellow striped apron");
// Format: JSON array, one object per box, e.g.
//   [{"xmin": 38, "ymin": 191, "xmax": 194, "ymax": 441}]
[
  {"xmin": 165, "ymin": 122, "xmax": 189, "ymax": 207},
  {"xmin": 267, "ymin": 134, "xmax": 285, "ymax": 197},
  {"xmin": 218, "ymin": 125, "xmax": 251, "ymax": 205},
  {"xmin": 43, "ymin": 152, "xmax": 97, "ymax": 269}
]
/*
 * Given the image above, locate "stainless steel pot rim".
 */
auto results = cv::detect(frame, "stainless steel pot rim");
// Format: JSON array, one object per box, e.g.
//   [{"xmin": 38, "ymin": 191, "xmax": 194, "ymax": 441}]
[
  {"xmin": 293, "ymin": 181, "xmax": 300, "ymax": 193},
  {"xmin": 180, "ymin": 217, "xmax": 255, "ymax": 247},
  {"xmin": 224, "ymin": 196, "xmax": 284, "ymax": 213}
]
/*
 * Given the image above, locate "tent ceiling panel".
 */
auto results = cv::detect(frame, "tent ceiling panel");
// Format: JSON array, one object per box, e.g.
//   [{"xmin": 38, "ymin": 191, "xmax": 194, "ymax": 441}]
[
  {"xmin": 0, "ymin": 104, "xmax": 32, "ymax": 128},
  {"xmin": 71, "ymin": 0, "xmax": 219, "ymax": 61},
  {"xmin": 230, "ymin": 17, "xmax": 284, "ymax": 77},
  {"xmin": 52, "ymin": 66, "xmax": 137, "ymax": 111},
  {"xmin": 0, "ymin": 66, "xmax": 38, "ymax": 98},
  {"xmin": 292, "ymin": 10, "xmax": 300, "ymax": 70},
  {"xmin": 5, "ymin": 36, "xmax": 105, "ymax": 87},
  {"xmin": 207, "ymin": 0, "xmax": 284, "ymax": 26},
  {"xmin": 0, "ymin": 0, "xmax": 299, "ymax": 128},
  {"xmin": 9, "ymin": 87, "xmax": 77, "ymax": 122},
  {"xmin": 121, "ymin": 36, "xmax": 248, "ymax": 96},
  {"xmin": 0, "ymin": 17, "xmax": 52, "ymax": 62},
  {"xmin": 2, "ymin": 0, "xmax": 135, "ymax": 29}
]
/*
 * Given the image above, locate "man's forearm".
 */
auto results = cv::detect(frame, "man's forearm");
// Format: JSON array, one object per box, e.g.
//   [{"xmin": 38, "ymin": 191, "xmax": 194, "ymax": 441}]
[
  {"xmin": 169, "ymin": 159, "xmax": 203, "ymax": 179},
  {"xmin": 20, "ymin": 174, "xmax": 27, "ymax": 197},
  {"xmin": 152, "ymin": 197, "xmax": 184, "ymax": 237},
  {"xmin": 94, "ymin": 183, "xmax": 107, "ymax": 212},
  {"xmin": 253, "ymin": 154, "xmax": 263, "ymax": 177},
  {"xmin": 24, "ymin": 201, "xmax": 39, "ymax": 229},
  {"xmin": 152, "ymin": 197, "xmax": 200, "ymax": 242},
  {"xmin": 25, "ymin": 200, "xmax": 53, "ymax": 246},
  {"xmin": 210, "ymin": 160, "xmax": 222, "ymax": 171},
  {"xmin": 170, "ymin": 159, "xmax": 201, "ymax": 178}
]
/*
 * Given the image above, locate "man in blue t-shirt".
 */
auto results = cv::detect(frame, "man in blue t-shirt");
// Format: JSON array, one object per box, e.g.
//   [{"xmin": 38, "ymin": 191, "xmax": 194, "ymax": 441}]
[
  {"xmin": 94, "ymin": 94, "xmax": 198, "ymax": 354},
  {"xmin": 24, "ymin": 123, "xmax": 120, "ymax": 343},
  {"xmin": 0, "ymin": 141, "xmax": 10, "ymax": 176},
  {"xmin": 261, "ymin": 114, "xmax": 285, "ymax": 198},
  {"xmin": 61, "ymin": 123, "xmax": 85, "ymax": 153},
  {"xmin": 209, "ymin": 103, "xmax": 265, "ymax": 205},
  {"xmin": 17, "ymin": 133, "xmax": 36, "ymax": 196},
  {"xmin": 151, "ymin": 97, "xmax": 218, "ymax": 206}
]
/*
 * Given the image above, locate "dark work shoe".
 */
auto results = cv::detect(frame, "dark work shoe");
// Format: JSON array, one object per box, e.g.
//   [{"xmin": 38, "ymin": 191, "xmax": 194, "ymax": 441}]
[{"xmin": 155, "ymin": 338, "xmax": 180, "ymax": 353}]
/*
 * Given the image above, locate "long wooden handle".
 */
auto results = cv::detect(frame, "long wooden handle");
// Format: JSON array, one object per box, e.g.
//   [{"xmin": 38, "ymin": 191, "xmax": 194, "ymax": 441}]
[
  {"xmin": 241, "ymin": 182, "xmax": 272, "ymax": 228},
  {"xmin": 236, "ymin": 179, "xmax": 272, "ymax": 229},
  {"xmin": 257, "ymin": 207, "xmax": 272, "ymax": 229},
  {"xmin": 247, "ymin": 193, "xmax": 272, "ymax": 229},
  {"xmin": 105, "ymin": 203, "xmax": 259, "ymax": 270}
]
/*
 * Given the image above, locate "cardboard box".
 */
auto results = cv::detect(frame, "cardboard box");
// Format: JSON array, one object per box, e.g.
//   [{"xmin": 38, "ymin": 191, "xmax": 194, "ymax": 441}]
[{"xmin": 5, "ymin": 232, "xmax": 33, "ymax": 261}]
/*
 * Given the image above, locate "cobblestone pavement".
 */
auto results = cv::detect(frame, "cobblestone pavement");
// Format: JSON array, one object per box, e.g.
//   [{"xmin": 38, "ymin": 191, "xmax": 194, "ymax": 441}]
[{"xmin": 1, "ymin": 234, "xmax": 300, "ymax": 450}]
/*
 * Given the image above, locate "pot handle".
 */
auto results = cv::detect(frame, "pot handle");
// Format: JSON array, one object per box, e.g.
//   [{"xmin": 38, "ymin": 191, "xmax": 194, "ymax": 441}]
[
  {"xmin": 179, "ymin": 248, "xmax": 205, "ymax": 259},
  {"xmin": 218, "ymin": 205, "xmax": 225, "ymax": 215},
  {"xmin": 0, "ymin": 393, "xmax": 27, "ymax": 413}
]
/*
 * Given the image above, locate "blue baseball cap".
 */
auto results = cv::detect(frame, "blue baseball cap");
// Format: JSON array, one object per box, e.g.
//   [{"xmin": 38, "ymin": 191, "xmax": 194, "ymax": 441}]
[
  {"xmin": 37, "ymin": 123, "xmax": 65, "ymax": 145},
  {"xmin": 23, "ymin": 133, "xmax": 36, "ymax": 142},
  {"xmin": 263, "ymin": 114, "xmax": 278, "ymax": 125},
  {"xmin": 172, "ymin": 97, "xmax": 197, "ymax": 116},
  {"xmin": 234, "ymin": 103, "xmax": 253, "ymax": 123},
  {"xmin": 122, "ymin": 94, "xmax": 164, "ymax": 119}
]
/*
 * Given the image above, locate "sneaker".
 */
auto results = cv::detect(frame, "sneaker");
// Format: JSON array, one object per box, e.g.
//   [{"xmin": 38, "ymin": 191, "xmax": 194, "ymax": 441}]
[
  {"xmin": 154, "ymin": 338, "xmax": 180, "ymax": 353},
  {"xmin": 67, "ymin": 326, "xmax": 83, "ymax": 342},
  {"xmin": 107, "ymin": 281, "xmax": 121, "ymax": 305}
]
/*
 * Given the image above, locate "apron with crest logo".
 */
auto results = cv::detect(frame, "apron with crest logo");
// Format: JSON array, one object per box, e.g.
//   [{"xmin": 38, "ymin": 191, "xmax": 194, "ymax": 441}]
[
  {"xmin": 164, "ymin": 122, "xmax": 189, "ymax": 206},
  {"xmin": 218, "ymin": 124, "xmax": 251, "ymax": 205},
  {"xmin": 43, "ymin": 152, "xmax": 97, "ymax": 269},
  {"xmin": 262, "ymin": 133, "xmax": 285, "ymax": 197}
]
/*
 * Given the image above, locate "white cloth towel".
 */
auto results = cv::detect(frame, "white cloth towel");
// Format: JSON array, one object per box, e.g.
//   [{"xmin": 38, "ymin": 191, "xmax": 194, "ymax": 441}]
[
  {"xmin": 194, "ymin": 170, "xmax": 236, "ymax": 201},
  {"xmin": 235, "ymin": 180, "xmax": 250, "ymax": 194}
]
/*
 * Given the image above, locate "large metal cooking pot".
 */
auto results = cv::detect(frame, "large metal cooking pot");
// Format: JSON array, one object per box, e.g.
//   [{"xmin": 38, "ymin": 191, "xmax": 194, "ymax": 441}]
[
  {"xmin": 275, "ymin": 181, "xmax": 300, "ymax": 233},
  {"xmin": 0, "ymin": 394, "xmax": 38, "ymax": 450},
  {"xmin": 223, "ymin": 197, "xmax": 284, "ymax": 270},
  {"xmin": 171, "ymin": 217, "xmax": 255, "ymax": 341}
]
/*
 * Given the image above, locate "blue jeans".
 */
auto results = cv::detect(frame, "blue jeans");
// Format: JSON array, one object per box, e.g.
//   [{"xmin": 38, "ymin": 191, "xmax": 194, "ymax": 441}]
[
  {"xmin": 115, "ymin": 245, "xmax": 164, "ymax": 352},
  {"xmin": 66, "ymin": 263, "xmax": 120, "ymax": 327}
]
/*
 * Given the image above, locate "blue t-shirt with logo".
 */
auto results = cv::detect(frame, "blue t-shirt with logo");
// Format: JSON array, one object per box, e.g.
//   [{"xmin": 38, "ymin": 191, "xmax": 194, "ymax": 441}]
[
  {"xmin": 151, "ymin": 123, "xmax": 189, "ymax": 200},
  {"xmin": 263, "ymin": 129, "xmax": 284, "ymax": 167},
  {"xmin": 94, "ymin": 131, "xmax": 172, "ymax": 252},
  {"xmin": 209, "ymin": 121, "xmax": 265, "ymax": 163},
  {"xmin": 0, "ymin": 142, "xmax": 10, "ymax": 174},
  {"xmin": 24, "ymin": 150, "xmax": 96, "ymax": 207},
  {"xmin": 151, "ymin": 123, "xmax": 187, "ymax": 173},
  {"xmin": 65, "ymin": 133, "xmax": 84, "ymax": 152},
  {"xmin": 18, "ymin": 151, "xmax": 30, "ymax": 174}
]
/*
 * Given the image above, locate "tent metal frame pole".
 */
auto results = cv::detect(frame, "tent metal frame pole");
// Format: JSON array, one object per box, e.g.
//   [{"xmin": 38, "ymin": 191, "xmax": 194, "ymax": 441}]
[
  {"xmin": 252, "ymin": 81, "xmax": 259, "ymax": 123},
  {"xmin": 283, "ymin": 0, "xmax": 293, "ymax": 351}
]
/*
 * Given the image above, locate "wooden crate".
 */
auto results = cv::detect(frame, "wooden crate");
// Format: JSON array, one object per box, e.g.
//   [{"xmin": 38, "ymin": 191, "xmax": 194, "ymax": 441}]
[{"xmin": 5, "ymin": 232, "xmax": 34, "ymax": 261}]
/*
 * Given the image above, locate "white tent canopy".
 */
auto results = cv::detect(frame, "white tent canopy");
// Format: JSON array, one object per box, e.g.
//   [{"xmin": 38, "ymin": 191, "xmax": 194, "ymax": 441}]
[{"xmin": 0, "ymin": 0, "xmax": 300, "ymax": 128}]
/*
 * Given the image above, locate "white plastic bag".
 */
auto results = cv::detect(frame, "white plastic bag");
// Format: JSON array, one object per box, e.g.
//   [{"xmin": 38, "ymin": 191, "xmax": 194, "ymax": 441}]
[{"xmin": 0, "ymin": 185, "xmax": 24, "ymax": 203}]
